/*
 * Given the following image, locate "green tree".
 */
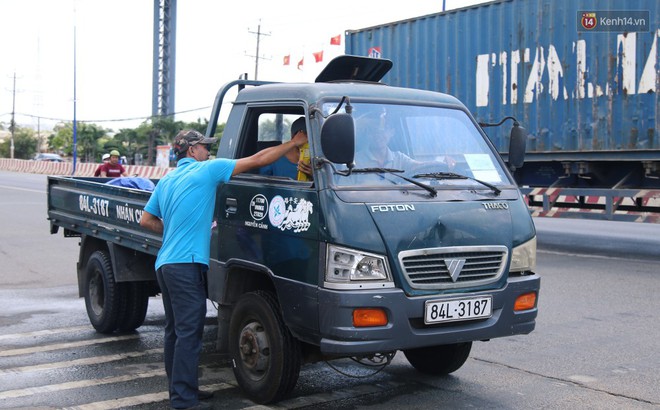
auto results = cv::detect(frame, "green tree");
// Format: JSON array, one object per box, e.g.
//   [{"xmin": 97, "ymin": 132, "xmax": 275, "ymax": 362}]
[
  {"xmin": 48, "ymin": 123, "xmax": 73, "ymax": 156},
  {"xmin": 77, "ymin": 123, "xmax": 107, "ymax": 163},
  {"xmin": 0, "ymin": 126, "xmax": 39, "ymax": 159}
]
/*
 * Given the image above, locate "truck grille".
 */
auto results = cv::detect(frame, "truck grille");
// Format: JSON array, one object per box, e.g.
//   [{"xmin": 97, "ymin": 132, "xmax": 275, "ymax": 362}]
[{"xmin": 398, "ymin": 246, "xmax": 508, "ymax": 290}]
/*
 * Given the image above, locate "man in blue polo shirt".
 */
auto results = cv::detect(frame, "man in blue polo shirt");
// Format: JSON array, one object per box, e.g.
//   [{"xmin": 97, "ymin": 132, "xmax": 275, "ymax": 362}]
[{"xmin": 140, "ymin": 129, "xmax": 307, "ymax": 409}]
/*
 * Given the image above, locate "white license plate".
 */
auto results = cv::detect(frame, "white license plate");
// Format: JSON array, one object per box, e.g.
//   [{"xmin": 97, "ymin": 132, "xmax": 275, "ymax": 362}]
[{"xmin": 424, "ymin": 296, "xmax": 492, "ymax": 324}]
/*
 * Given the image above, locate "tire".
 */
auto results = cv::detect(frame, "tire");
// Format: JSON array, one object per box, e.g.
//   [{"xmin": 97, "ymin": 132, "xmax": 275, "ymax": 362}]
[
  {"xmin": 403, "ymin": 342, "xmax": 472, "ymax": 375},
  {"xmin": 117, "ymin": 282, "xmax": 149, "ymax": 332},
  {"xmin": 83, "ymin": 250, "xmax": 126, "ymax": 334},
  {"xmin": 229, "ymin": 290, "xmax": 301, "ymax": 404}
]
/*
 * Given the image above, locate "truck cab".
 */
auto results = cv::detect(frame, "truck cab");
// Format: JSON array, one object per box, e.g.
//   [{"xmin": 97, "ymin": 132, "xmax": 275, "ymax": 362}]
[{"xmin": 207, "ymin": 56, "xmax": 539, "ymax": 403}]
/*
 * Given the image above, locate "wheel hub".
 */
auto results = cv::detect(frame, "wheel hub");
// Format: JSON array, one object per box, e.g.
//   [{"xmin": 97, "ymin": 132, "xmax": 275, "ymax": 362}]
[
  {"xmin": 89, "ymin": 272, "xmax": 104, "ymax": 316},
  {"xmin": 238, "ymin": 321, "xmax": 270, "ymax": 373}
]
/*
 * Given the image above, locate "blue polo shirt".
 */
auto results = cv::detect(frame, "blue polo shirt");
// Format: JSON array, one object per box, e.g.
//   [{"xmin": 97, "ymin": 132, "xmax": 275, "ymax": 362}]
[{"xmin": 144, "ymin": 157, "xmax": 236, "ymax": 270}]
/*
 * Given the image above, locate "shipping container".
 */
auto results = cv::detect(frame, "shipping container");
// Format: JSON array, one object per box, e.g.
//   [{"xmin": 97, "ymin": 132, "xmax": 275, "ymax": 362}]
[{"xmin": 345, "ymin": 0, "xmax": 659, "ymax": 193}]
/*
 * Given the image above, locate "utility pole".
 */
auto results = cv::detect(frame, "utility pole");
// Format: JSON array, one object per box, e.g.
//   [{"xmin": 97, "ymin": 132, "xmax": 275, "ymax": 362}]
[
  {"xmin": 247, "ymin": 21, "xmax": 270, "ymax": 80},
  {"xmin": 10, "ymin": 72, "xmax": 16, "ymax": 159}
]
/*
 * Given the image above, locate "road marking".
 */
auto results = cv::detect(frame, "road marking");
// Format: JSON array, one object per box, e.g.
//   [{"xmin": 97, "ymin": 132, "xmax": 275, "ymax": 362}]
[
  {"xmin": 0, "ymin": 348, "xmax": 162, "ymax": 374},
  {"xmin": 0, "ymin": 334, "xmax": 140, "ymax": 357},
  {"xmin": 0, "ymin": 325, "xmax": 90, "ymax": 341},
  {"xmin": 0, "ymin": 184, "xmax": 45, "ymax": 194},
  {"xmin": 0, "ymin": 369, "xmax": 166, "ymax": 399},
  {"xmin": 61, "ymin": 382, "xmax": 233, "ymax": 410}
]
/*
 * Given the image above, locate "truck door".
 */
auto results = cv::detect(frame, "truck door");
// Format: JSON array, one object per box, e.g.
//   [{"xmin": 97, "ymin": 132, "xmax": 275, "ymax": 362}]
[{"xmin": 212, "ymin": 108, "xmax": 321, "ymax": 335}]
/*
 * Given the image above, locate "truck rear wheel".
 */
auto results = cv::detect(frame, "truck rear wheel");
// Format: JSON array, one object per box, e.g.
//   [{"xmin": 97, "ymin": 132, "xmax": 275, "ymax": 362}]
[
  {"xmin": 229, "ymin": 290, "xmax": 301, "ymax": 404},
  {"xmin": 403, "ymin": 342, "xmax": 472, "ymax": 375},
  {"xmin": 84, "ymin": 250, "xmax": 125, "ymax": 334},
  {"xmin": 117, "ymin": 282, "xmax": 149, "ymax": 332}
]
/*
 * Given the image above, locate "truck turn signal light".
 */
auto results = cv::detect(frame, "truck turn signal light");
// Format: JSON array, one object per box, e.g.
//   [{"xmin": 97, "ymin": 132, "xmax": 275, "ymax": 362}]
[
  {"xmin": 353, "ymin": 308, "xmax": 388, "ymax": 327},
  {"xmin": 514, "ymin": 292, "xmax": 537, "ymax": 311}
]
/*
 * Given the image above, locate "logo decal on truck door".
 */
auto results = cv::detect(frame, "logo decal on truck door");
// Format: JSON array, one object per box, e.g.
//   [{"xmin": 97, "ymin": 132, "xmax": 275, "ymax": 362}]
[{"xmin": 268, "ymin": 196, "xmax": 313, "ymax": 233}]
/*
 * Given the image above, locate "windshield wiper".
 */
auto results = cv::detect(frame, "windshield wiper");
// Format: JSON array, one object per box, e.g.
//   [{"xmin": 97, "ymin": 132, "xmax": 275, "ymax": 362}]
[
  {"xmin": 352, "ymin": 167, "xmax": 438, "ymax": 197},
  {"xmin": 412, "ymin": 171, "xmax": 501, "ymax": 196}
]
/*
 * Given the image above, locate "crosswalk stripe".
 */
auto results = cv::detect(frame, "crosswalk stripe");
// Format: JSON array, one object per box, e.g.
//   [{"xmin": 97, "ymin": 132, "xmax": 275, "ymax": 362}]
[
  {"xmin": 0, "ymin": 334, "xmax": 140, "ymax": 357},
  {"xmin": 0, "ymin": 325, "xmax": 91, "ymax": 342},
  {"xmin": 0, "ymin": 348, "xmax": 162, "ymax": 374},
  {"xmin": 0, "ymin": 369, "xmax": 166, "ymax": 399},
  {"xmin": 61, "ymin": 382, "xmax": 234, "ymax": 410}
]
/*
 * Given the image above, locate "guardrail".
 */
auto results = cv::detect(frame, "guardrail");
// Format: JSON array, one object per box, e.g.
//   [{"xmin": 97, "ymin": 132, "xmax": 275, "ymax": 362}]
[
  {"xmin": 521, "ymin": 187, "xmax": 660, "ymax": 223},
  {"xmin": 0, "ymin": 159, "xmax": 171, "ymax": 179}
]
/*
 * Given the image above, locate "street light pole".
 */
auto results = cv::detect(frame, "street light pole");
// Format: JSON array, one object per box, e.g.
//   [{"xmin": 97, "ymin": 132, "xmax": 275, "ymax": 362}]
[
  {"xmin": 72, "ymin": 5, "xmax": 78, "ymax": 175},
  {"xmin": 10, "ymin": 72, "xmax": 16, "ymax": 159}
]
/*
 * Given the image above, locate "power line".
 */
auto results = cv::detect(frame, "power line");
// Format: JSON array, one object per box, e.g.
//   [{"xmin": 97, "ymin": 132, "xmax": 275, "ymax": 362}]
[{"xmin": 6, "ymin": 105, "xmax": 212, "ymax": 125}]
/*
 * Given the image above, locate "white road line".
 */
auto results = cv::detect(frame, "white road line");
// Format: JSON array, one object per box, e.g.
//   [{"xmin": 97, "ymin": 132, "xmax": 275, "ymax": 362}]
[
  {"xmin": 61, "ymin": 382, "xmax": 233, "ymax": 410},
  {"xmin": 0, "ymin": 348, "xmax": 162, "ymax": 374},
  {"xmin": 0, "ymin": 369, "xmax": 166, "ymax": 399},
  {"xmin": 0, "ymin": 326, "xmax": 91, "ymax": 341},
  {"xmin": 0, "ymin": 184, "xmax": 45, "ymax": 194},
  {"xmin": 0, "ymin": 334, "xmax": 140, "ymax": 357}
]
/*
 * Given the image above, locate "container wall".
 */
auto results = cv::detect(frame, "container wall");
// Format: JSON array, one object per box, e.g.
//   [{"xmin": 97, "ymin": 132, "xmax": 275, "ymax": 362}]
[{"xmin": 345, "ymin": 0, "xmax": 659, "ymax": 156}]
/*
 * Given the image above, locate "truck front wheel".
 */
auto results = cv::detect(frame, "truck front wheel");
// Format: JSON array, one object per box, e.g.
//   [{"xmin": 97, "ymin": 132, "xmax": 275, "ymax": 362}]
[
  {"xmin": 403, "ymin": 342, "xmax": 472, "ymax": 375},
  {"xmin": 84, "ymin": 250, "xmax": 125, "ymax": 334},
  {"xmin": 229, "ymin": 290, "xmax": 301, "ymax": 404}
]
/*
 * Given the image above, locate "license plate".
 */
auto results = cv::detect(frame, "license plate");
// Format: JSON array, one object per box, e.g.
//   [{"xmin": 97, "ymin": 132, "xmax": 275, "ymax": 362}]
[{"xmin": 424, "ymin": 296, "xmax": 492, "ymax": 324}]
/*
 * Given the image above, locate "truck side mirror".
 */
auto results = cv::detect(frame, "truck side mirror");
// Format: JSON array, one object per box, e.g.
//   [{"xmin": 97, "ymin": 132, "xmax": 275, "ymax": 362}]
[
  {"xmin": 321, "ymin": 113, "xmax": 355, "ymax": 166},
  {"xmin": 508, "ymin": 123, "xmax": 527, "ymax": 171}
]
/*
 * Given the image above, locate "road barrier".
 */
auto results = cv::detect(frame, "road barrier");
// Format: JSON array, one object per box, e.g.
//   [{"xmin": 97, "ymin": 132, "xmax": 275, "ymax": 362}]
[{"xmin": 0, "ymin": 159, "xmax": 172, "ymax": 179}]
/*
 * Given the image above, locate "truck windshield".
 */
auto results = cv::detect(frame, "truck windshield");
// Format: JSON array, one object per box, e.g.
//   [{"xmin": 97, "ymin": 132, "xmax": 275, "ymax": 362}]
[{"xmin": 323, "ymin": 103, "xmax": 511, "ymax": 189}]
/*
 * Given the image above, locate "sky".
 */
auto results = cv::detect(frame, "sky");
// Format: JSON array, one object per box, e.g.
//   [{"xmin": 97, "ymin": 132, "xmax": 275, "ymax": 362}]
[{"xmin": 0, "ymin": 0, "xmax": 485, "ymax": 132}]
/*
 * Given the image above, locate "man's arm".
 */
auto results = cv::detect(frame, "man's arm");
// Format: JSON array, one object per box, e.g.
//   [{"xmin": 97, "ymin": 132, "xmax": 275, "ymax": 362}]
[
  {"xmin": 140, "ymin": 210, "xmax": 163, "ymax": 234},
  {"xmin": 232, "ymin": 132, "xmax": 307, "ymax": 176}
]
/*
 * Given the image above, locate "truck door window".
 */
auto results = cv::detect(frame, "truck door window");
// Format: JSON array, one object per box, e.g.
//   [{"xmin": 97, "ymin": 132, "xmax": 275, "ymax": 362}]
[{"xmin": 251, "ymin": 112, "xmax": 307, "ymax": 181}]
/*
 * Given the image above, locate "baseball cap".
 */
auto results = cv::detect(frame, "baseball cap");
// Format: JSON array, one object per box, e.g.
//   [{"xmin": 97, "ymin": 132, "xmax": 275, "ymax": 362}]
[
  {"xmin": 102, "ymin": 153, "xmax": 110, "ymax": 161},
  {"xmin": 173, "ymin": 130, "xmax": 218, "ymax": 155},
  {"xmin": 291, "ymin": 117, "xmax": 306, "ymax": 137},
  {"xmin": 109, "ymin": 150, "xmax": 120, "ymax": 157}
]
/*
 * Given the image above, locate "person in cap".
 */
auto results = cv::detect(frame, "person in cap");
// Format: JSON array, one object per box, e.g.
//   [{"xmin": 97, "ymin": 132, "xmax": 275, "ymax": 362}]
[
  {"xmin": 93, "ymin": 153, "xmax": 111, "ymax": 177},
  {"xmin": 99, "ymin": 149, "xmax": 128, "ymax": 178},
  {"xmin": 259, "ymin": 117, "xmax": 313, "ymax": 180},
  {"xmin": 139, "ymin": 128, "xmax": 307, "ymax": 409}
]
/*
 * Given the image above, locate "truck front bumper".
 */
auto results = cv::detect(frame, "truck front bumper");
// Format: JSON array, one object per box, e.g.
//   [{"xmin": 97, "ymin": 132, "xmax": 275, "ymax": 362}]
[{"xmin": 317, "ymin": 274, "xmax": 540, "ymax": 355}]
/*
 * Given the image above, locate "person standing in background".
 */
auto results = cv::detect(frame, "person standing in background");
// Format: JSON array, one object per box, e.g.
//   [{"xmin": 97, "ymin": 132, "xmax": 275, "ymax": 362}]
[
  {"xmin": 94, "ymin": 153, "xmax": 110, "ymax": 177},
  {"xmin": 99, "ymin": 150, "xmax": 128, "ymax": 178}
]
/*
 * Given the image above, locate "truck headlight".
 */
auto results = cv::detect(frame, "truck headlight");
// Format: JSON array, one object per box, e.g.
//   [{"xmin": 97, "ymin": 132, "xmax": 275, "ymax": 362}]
[
  {"xmin": 510, "ymin": 236, "xmax": 536, "ymax": 272},
  {"xmin": 325, "ymin": 245, "xmax": 394, "ymax": 289}
]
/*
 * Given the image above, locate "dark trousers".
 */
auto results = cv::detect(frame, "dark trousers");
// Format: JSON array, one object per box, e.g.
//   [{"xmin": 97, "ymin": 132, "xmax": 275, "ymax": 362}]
[{"xmin": 156, "ymin": 263, "xmax": 207, "ymax": 409}]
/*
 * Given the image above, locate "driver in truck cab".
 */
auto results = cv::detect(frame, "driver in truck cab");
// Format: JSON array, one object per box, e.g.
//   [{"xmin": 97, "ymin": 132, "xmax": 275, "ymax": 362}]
[{"xmin": 139, "ymin": 129, "xmax": 307, "ymax": 409}]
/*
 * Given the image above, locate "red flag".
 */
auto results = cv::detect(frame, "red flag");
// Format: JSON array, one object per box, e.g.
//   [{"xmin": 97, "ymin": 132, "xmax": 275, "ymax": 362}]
[
  {"xmin": 313, "ymin": 51, "xmax": 324, "ymax": 63},
  {"xmin": 330, "ymin": 34, "xmax": 341, "ymax": 45},
  {"xmin": 297, "ymin": 57, "xmax": 304, "ymax": 70},
  {"xmin": 283, "ymin": 55, "xmax": 290, "ymax": 65}
]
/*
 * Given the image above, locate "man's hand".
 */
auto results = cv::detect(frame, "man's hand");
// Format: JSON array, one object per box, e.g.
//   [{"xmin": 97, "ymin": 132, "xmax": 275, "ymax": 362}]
[
  {"xmin": 297, "ymin": 159, "xmax": 312, "ymax": 177},
  {"xmin": 291, "ymin": 130, "xmax": 308, "ymax": 147}
]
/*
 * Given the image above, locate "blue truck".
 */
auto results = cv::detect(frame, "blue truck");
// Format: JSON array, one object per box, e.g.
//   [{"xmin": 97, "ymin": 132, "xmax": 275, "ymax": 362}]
[
  {"xmin": 345, "ymin": 0, "xmax": 660, "ymax": 222},
  {"xmin": 47, "ymin": 55, "xmax": 540, "ymax": 404}
]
